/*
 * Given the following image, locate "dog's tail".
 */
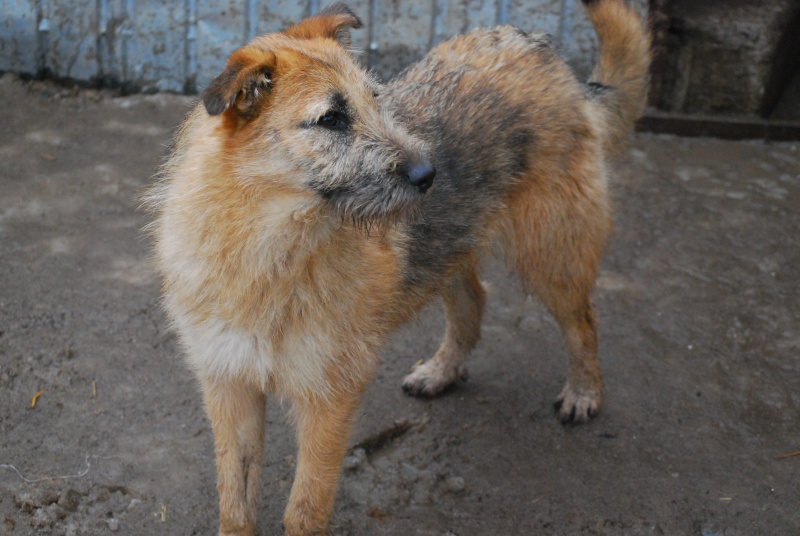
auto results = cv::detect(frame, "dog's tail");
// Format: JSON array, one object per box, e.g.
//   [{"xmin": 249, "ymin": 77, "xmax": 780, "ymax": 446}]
[{"xmin": 583, "ymin": 0, "xmax": 650, "ymax": 155}]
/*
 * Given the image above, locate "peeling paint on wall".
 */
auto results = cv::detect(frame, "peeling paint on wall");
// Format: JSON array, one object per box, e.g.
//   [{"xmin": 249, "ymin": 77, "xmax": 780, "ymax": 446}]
[{"xmin": 0, "ymin": 0, "xmax": 648, "ymax": 92}]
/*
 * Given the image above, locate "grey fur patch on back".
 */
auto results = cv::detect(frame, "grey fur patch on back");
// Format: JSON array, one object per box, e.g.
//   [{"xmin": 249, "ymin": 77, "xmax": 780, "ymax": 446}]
[{"xmin": 468, "ymin": 26, "xmax": 553, "ymax": 55}]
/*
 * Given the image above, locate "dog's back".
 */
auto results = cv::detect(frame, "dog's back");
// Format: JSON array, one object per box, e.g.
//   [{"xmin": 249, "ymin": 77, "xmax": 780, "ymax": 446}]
[{"xmin": 385, "ymin": 0, "xmax": 649, "ymax": 297}]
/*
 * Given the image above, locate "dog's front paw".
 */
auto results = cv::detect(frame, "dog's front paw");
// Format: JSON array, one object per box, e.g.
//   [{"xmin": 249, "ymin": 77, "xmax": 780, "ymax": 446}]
[
  {"xmin": 402, "ymin": 360, "xmax": 467, "ymax": 397},
  {"xmin": 553, "ymin": 382, "xmax": 601, "ymax": 424},
  {"xmin": 219, "ymin": 525, "xmax": 256, "ymax": 536},
  {"xmin": 283, "ymin": 510, "xmax": 329, "ymax": 536}
]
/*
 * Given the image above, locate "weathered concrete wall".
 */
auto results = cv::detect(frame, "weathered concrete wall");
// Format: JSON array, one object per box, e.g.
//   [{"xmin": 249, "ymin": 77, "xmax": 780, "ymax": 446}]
[
  {"xmin": 0, "ymin": 0, "xmax": 647, "ymax": 92},
  {"xmin": 652, "ymin": 0, "xmax": 800, "ymax": 118}
]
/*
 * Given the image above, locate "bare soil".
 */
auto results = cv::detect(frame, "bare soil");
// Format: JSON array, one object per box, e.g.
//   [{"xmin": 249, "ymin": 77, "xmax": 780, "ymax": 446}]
[{"xmin": 1, "ymin": 73, "xmax": 799, "ymax": 535}]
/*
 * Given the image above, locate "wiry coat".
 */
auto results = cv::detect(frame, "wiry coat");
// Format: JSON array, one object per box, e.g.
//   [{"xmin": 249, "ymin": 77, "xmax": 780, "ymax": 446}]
[{"xmin": 145, "ymin": 1, "xmax": 650, "ymax": 534}]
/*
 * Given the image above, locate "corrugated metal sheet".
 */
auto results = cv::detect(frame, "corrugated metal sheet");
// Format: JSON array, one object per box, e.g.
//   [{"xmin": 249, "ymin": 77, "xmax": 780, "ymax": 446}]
[{"xmin": 0, "ymin": 0, "xmax": 648, "ymax": 92}]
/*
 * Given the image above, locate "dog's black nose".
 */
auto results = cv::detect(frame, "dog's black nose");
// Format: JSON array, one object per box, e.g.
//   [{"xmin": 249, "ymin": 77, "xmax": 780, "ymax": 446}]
[{"xmin": 405, "ymin": 162, "xmax": 436, "ymax": 193}]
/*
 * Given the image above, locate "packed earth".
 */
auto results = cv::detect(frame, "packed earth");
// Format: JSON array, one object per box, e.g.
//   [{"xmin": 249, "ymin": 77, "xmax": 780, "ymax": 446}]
[{"xmin": 1, "ymin": 73, "xmax": 799, "ymax": 535}]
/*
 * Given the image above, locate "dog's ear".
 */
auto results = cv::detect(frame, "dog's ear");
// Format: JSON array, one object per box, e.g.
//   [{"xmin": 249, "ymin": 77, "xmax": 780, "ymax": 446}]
[
  {"xmin": 202, "ymin": 48, "xmax": 277, "ymax": 118},
  {"xmin": 284, "ymin": 3, "xmax": 363, "ymax": 48}
]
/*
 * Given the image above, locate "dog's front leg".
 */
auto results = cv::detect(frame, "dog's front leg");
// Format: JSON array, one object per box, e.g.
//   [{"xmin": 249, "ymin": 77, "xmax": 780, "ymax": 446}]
[
  {"xmin": 201, "ymin": 376, "xmax": 267, "ymax": 536},
  {"xmin": 283, "ymin": 382, "xmax": 366, "ymax": 536}
]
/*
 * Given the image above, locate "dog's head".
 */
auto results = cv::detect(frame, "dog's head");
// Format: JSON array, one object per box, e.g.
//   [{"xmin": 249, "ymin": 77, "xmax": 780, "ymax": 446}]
[{"xmin": 201, "ymin": 3, "xmax": 434, "ymax": 226}]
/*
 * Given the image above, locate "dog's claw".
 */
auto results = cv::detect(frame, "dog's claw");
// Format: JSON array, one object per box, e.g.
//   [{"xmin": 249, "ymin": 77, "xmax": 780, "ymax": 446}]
[
  {"xmin": 402, "ymin": 362, "xmax": 465, "ymax": 398},
  {"xmin": 558, "ymin": 406, "xmax": 577, "ymax": 425},
  {"xmin": 402, "ymin": 382, "xmax": 437, "ymax": 398},
  {"xmin": 554, "ymin": 383, "xmax": 601, "ymax": 424},
  {"xmin": 401, "ymin": 382, "xmax": 421, "ymax": 396}
]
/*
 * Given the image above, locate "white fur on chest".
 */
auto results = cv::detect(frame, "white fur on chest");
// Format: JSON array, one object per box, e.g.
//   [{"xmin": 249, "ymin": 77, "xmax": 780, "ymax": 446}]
[
  {"xmin": 172, "ymin": 308, "xmax": 337, "ymax": 397},
  {"xmin": 159, "ymin": 191, "xmax": 367, "ymax": 396}
]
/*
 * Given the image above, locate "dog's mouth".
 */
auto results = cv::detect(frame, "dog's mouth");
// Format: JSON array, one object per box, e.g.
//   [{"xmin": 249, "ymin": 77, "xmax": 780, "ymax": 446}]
[{"xmin": 312, "ymin": 175, "xmax": 427, "ymax": 228}]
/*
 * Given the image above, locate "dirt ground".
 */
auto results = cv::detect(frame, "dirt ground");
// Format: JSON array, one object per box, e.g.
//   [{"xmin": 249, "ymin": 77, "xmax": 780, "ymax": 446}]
[{"xmin": 0, "ymin": 72, "xmax": 798, "ymax": 536}]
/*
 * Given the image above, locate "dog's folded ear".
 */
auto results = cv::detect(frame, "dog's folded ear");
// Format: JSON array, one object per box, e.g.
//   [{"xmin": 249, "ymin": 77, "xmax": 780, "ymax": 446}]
[
  {"xmin": 202, "ymin": 48, "xmax": 277, "ymax": 118},
  {"xmin": 284, "ymin": 2, "xmax": 362, "ymax": 48}
]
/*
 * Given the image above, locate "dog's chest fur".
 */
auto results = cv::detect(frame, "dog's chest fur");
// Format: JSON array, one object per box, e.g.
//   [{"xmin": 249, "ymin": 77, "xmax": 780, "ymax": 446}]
[{"xmin": 157, "ymin": 172, "xmax": 404, "ymax": 393}]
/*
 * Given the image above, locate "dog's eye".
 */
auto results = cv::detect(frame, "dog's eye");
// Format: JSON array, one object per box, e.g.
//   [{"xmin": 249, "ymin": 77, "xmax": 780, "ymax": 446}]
[{"xmin": 317, "ymin": 111, "xmax": 347, "ymax": 130}]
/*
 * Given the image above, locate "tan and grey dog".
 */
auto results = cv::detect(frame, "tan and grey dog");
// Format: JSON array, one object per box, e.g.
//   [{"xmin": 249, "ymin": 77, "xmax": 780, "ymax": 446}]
[{"xmin": 146, "ymin": 0, "xmax": 649, "ymax": 533}]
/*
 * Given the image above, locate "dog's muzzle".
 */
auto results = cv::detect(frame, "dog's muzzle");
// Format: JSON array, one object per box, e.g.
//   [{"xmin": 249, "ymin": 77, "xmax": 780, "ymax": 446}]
[{"xmin": 404, "ymin": 161, "xmax": 436, "ymax": 193}]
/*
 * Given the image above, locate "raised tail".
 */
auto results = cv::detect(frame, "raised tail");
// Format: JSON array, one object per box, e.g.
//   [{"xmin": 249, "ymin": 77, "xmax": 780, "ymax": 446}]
[{"xmin": 582, "ymin": 0, "xmax": 651, "ymax": 155}]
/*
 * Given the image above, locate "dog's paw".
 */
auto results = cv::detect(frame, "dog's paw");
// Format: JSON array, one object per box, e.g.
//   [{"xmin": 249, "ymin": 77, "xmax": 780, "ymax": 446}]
[
  {"xmin": 401, "ymin": 360, "xmax": 467, "ymax": 397},
  {"xmin": 219, "ymin": 526, "xmax": 256, "ymax": 536},
  {"xmin": 553, "ymin": 383, "xmax": 601, "ymax": 424}
]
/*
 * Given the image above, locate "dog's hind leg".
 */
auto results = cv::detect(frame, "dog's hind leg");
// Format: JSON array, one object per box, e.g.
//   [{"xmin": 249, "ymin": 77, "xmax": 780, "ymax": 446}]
[
  {"xmin": 201, "ymin": 376, "xmax": 267, "ymax": 536},
  {"xmin": 540, "ymin": 284, "xmax": 603, "ymax": 424},
  {"xmin": 402, "ymin": 262, "xmax": 486, "ymax": 397},
  {"xmin": 501, "ymin": 179, "xmax": 611, "ymax": 424}
]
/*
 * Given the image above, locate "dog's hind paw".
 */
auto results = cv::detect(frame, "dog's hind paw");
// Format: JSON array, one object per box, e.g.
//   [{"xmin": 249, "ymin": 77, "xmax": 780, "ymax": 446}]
[
  {"xmin": 554, "ymin": 383, "xmax": 601, "ymax": 424},
  {"xmin": 401, "ymin": 360, "xmax": 467, "ymax": 397}
]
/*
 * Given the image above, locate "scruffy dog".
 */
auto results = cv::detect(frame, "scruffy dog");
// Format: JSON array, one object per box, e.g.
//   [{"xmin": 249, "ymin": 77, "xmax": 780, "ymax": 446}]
[{"xmin": 146, "ymin": 0, "xmax": 649, "ymax": 533}]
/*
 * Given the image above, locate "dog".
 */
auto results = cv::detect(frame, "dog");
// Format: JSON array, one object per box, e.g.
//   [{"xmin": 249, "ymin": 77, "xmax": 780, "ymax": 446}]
[{"xmin": 145, "ymin": 0, "xmax": 649, "ymax": 533}]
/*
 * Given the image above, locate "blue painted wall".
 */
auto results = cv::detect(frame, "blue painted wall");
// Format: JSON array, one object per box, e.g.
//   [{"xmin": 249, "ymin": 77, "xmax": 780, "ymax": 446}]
[{"xmin": 0, "ymin": 0, "xmax": 647, "ymax": 92}]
